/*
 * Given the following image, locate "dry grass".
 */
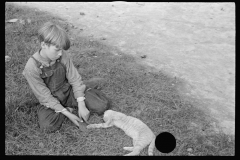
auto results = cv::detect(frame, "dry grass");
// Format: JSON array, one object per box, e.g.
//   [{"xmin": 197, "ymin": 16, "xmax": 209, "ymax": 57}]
[{"xmin": 5, "ymin": 2, "xmax": 234, "ymax": 156}]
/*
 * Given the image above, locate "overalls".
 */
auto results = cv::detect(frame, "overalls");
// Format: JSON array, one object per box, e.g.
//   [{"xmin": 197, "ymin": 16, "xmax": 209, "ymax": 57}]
[{"xmin": 31, "ymin": 56, "xmax": 78, "ymax": 133}]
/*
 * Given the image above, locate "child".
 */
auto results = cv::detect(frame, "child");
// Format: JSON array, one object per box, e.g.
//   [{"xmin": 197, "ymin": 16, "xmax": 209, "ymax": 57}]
[{"xmin": 23, "ymin": 22, "xmax": 90, "ymax": 133}]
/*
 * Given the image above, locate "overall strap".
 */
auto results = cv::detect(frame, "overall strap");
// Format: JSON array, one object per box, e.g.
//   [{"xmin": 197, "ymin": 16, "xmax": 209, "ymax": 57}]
[
  {"xmin": 31, "ymin": 56, "xmax": 42, "ymax": 68},
  {"xmin": 31, "ymin": 55, "xmax": 66, "ymax": 71},
  {"xmin": 57, "ymin": 55, "xmax": 66, "ymax": 71}
]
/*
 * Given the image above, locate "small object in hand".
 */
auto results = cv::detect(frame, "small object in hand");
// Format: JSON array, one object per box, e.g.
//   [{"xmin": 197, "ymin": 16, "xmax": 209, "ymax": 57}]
[
  {"xmin": 141, "ymin": 55, "xmax": 147, "ymax": 58},
  {"xmin": 80, "ymin": 12, "xmax": 85, "ymax": 15}
]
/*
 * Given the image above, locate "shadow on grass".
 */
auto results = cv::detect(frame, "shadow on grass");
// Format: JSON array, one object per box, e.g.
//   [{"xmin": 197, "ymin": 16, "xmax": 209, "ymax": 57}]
[{"xmin": 5, "ymin": 2, "xmax": 234, "ymax": 155}]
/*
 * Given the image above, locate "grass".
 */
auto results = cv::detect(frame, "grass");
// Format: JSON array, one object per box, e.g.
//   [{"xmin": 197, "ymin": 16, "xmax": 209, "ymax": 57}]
[{"xmin": 5, "ymin": 2, "xmax": 235, "ymax": 155}]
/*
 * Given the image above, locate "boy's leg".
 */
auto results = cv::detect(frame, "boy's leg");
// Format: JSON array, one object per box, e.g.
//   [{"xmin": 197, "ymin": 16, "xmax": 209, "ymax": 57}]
[
  {"xmin": 37, "ymin": 105, "xmax": 66, "ymax": 133},
  {"xmin": 83, "ymin": 77, "xmax": 104, "ymax": 90},
  {"xmin": 64, "ymin": 78, "xmax": 103, "ymax": 109}
]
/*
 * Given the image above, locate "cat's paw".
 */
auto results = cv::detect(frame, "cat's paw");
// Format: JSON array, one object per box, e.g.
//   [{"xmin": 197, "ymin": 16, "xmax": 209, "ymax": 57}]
[{"xmin": 86, "ymin": 124, "xmax": 96, "ymax": 129}]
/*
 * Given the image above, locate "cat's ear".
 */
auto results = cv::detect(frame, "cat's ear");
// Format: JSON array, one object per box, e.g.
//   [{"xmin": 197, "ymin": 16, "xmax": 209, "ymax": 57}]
[
  {"xmin": 101, "ymin": 116, "xmax": 113, "ymax": 128},
  {"xmin": 103, "ymin": 113, "xmax": 112, "ymax": 122}
]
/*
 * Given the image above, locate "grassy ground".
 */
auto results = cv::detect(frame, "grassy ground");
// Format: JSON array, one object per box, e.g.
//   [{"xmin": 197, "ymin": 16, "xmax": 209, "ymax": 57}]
[{"xmin": 5, "ymin": 3, "xmax": 235, "ymax": 156}]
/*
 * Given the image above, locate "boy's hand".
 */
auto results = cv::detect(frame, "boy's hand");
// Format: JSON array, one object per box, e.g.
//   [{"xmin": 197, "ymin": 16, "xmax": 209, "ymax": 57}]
[
  {"xmin": 78, "ymin": 101, "xmax": 90, "ymax": 122},
  {"xmin": 62, "ymin": 110, "xmax": 88, "ymax": 131},
  {"xmin": 63, "ymin": 111, "xmax": 82, "ymax": 127}
]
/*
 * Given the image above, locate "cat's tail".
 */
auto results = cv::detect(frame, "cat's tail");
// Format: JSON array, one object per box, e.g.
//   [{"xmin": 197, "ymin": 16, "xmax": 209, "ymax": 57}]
[{"xmin": 148, "ymin": 135, "xmax": 156, "ymax": 156}]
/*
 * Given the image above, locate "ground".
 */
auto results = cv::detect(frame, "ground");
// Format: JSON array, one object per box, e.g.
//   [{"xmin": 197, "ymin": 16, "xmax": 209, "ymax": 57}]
[{"xmin": 13, "ymin": 2, "xmax": 235, "ymax": 135}]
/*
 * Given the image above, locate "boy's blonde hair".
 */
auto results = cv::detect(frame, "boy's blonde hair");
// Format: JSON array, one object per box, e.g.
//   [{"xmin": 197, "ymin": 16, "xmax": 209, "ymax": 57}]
[{"xmin": 38, "ymin": 22, "xmax": 70, "ymax": 50}]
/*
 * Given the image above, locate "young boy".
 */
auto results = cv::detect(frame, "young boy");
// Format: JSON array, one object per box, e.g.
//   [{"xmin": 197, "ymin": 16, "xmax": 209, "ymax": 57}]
[{"xmin": 22, "ymin": 22, "xmax": 90, "ymax": 133}]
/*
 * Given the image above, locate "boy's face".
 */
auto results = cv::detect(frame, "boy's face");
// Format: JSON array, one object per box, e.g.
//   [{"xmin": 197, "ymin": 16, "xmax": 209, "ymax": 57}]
[{"xmin": 41, "ymin": 42, "xmax": 62, "ymax": 61}]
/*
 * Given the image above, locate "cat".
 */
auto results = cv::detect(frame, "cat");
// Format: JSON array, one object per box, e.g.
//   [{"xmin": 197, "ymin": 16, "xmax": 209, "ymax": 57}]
[{"xmin": 87, "ymin": 109, "xmax": 156, "ymax": 156}]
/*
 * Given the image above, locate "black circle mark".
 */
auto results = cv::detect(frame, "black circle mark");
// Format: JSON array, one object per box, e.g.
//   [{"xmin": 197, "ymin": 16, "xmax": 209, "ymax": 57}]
[{"xmin": 155, "ymin": 132, "xmax": 177, "ymax": 154}]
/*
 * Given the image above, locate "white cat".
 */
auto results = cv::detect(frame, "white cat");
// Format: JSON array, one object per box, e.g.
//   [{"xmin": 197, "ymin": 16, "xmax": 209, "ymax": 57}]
[{"xmin": 87, "ymin": 110, "xmax": 156, "ymax": 156}]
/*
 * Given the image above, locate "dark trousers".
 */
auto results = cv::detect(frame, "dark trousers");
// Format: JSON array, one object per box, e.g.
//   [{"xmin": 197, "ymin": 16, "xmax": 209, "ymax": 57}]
[
  {"xmin": 37, "ymin": 83, "xmax": 78, "ymax": 133},
  {"xmin": 37, "ymin": 79, "xmax": 101, "ymax": 133}
]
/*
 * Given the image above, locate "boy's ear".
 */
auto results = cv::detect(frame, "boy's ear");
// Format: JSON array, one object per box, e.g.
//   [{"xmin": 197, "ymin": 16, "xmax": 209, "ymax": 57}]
[
  {"xmin": 40, "ymin": 42, "xmax": 45, "ymax": 48},
  {"xmin": 41, "ymin": 42, "xmax": 47, "ymax": 49}
]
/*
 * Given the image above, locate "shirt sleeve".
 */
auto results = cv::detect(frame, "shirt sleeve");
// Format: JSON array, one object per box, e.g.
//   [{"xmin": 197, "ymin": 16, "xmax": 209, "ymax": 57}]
[
  {"xmin": 62, "ymin": 52, "xmax": 86, "ymax": 99},
  {"xmin": 22, "ymin": 62, "xmax": 65, "ymax": 112}
]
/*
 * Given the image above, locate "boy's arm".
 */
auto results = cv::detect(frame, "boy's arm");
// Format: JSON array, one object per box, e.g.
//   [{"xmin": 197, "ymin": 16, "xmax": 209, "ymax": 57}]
[
  {"xmin": 22, "ymin": 67, "xmax": 65, "ymax": 112},
  {"xmin": 62, "ymin": 52, "xmax": 86, "ymax": 99}
]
